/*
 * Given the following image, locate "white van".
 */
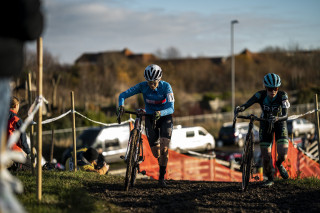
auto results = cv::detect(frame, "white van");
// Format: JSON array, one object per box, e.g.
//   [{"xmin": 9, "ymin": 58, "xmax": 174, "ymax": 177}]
[
  {"xmin": 93, "ymin": 124, "xmax": 130, "ymax": 163},
  {"xmin": 170, "ymin": 126, "xmax": 215, "ymax": 153}
]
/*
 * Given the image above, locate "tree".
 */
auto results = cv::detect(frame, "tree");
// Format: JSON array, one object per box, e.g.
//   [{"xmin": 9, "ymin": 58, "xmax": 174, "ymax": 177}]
[{"xmin": 165, "ymin": 46, "xmax": 181, "ymax": 59}]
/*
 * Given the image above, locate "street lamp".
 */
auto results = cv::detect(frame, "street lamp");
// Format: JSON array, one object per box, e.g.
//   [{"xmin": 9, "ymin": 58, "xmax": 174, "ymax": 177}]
[{"xmin": 231, "ymin": 20, "xmax": 239, "ymax": 113}]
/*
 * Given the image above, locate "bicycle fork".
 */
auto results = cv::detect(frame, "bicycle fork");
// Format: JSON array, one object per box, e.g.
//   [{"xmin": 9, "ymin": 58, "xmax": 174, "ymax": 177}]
[
  {"xmin": 136, "ymin": 136, "xmax": 146, "ymax": 175},
  {"xmin": 120, "ymin": 129, "xmax": 147, "ymax": 175}
]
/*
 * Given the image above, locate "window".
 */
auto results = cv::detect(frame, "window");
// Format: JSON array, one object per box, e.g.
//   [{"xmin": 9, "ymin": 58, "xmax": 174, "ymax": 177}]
[
  {"xmin": 186, "ymin": 131, "xmax": 195, "ymax": 137},
  {"xmin": 199, "ymin": 130, "xmax": 206, "ymax": 136},
  {"xmin": 303, "ymin": 119, "xmax": 310, "ymax": 124}
]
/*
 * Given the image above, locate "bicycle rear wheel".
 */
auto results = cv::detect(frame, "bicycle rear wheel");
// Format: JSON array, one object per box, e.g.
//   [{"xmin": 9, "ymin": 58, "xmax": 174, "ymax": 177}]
[
  {"xmin": 241, "ymin": 133, "xmax": 253, "ymax": 192},
  {"xmin": 124, "ymin": 129, "xmax": 139, "ymax": 191}
]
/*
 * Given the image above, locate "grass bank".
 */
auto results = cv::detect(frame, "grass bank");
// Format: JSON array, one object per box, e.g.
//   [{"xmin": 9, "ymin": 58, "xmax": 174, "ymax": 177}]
[{"xmin": 14, "ymin": 171, "xmax": 123, "ymax": 213}]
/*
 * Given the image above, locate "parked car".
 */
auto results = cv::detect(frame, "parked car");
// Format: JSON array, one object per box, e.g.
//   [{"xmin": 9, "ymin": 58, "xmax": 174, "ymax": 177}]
[
  {"xmin": 287, "ymin": 118, "xmax": 315, "ymax": 137},
  {"xmin": 170, "ymin": 126, "xmax": 215, "ymax": 153},
  {"xmin": 217, "ymin": 122, "xmax": 259, "ymax": 147},
  {"xmin": 62, "ymin": 123, "xmax": 130, "ymax": 164}
]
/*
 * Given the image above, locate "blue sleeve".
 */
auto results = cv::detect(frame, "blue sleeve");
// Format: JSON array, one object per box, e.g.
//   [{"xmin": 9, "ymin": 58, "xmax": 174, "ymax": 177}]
[
  {"xmin": 160, "ymin": 83, "xmax": 174, "ymax": 116},
  {"xmin": 118, "ymin": 83, "xmax": 142, "ymax": 106}
]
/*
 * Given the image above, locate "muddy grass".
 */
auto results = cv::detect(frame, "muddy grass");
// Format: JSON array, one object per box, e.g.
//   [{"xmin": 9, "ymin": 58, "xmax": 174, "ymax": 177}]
[{"xmin": 87, "ymin": 178, "xmax": 320, "ymax": 213}]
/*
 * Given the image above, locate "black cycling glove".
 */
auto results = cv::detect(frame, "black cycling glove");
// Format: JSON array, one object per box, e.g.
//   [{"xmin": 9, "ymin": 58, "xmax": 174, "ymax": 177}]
[
  {"xmin": 235, "ymin": 106, "xmax": 245, "ymax": 114},
  {"xmin": 117, "ymin": 106, "xmax": 124, "ymax": 116}
]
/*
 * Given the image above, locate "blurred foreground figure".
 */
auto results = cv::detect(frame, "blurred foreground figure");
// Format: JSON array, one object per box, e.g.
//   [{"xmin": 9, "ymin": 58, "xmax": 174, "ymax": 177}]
[
  {"xmin": 0, "ymin": 0, "xmax": 43, "ymax": 213},
  {"xmin": 0, "ymin": 151, "xmax": 26, "ymax": 213}
]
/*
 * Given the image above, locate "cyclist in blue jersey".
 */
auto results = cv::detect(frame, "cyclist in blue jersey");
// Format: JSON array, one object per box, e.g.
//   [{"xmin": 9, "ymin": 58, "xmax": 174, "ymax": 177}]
[
  {"xmin": 235, "ymin": 73, "xmax": 290, "ymax": 187},
  {"xmin": 118, "ymin": 64, "xmax": 174, "ymax": 187}
]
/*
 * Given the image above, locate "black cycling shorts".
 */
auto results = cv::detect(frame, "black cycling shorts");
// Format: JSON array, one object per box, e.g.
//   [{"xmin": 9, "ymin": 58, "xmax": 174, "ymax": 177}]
[
  {"xmin": 145, "ymin": 114, "xmax": 173, "ymax": 147},
  {"xmin": 259, "ymin": 121, "xmax": 289, "ymax": 148}
]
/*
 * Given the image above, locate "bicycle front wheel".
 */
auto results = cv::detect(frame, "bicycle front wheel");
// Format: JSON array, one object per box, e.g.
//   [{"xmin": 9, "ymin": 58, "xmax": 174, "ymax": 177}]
[
  {"xmin": 130, "ymin": 136, "xmax": 142, "ymax": 187},
  {"xmin": 241, "ymin": 134, "xmax": 253, "ymax": 192},
  {"xmin": 124, "ymin": 129, "xmax": 139, "ymax": 191}
]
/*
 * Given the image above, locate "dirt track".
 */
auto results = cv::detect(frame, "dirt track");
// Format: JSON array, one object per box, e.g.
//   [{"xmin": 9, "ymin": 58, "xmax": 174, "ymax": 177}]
[{"xmin": 94, "ymin": 179, "xmax": 320, "ymax": 213}]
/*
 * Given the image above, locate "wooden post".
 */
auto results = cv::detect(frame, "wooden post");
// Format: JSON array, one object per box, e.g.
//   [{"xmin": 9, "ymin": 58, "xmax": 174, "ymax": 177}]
[
  {"xmin": 71, "ymin": 91, "xmax": 77, "ymax": 171},
  {"xmin": 0, "ymin": 132, "xmax": 6, "ymax": 174},
  {"xmin": 36, "ymin": 37, "xmax": 43, "ymax": 201},
  {"xmin": 314, "ymin": 94, "xmax": 320, "ymax": 164},
  {"xmin": 27, "ymin": 73, "xmax": 36, "ymax": 175},
  {"xmin": 50, "ymin": 129, "xmax": 54, "ymax": 163}
]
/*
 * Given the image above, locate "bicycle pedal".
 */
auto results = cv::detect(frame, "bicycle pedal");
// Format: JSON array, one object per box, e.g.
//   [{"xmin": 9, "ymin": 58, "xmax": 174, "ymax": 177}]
[{"xmin": 139, "ymin": 170, "xmax": 146, "ymax": 175}]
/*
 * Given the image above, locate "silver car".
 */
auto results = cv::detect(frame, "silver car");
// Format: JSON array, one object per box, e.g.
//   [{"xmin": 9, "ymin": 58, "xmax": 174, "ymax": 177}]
[
  {"xmin": 218, "ymin": 122, "xmax": 259, "ymax": 148},
  {"xmin": 287, "ymin": 118, "xmax": 315, "ymax": 137}
]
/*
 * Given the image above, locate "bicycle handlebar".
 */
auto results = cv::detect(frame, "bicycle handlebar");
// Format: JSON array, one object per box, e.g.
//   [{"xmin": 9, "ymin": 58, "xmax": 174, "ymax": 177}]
[
  {"xmin": 233, "ymin": 113, "xmax": 274, "ymax": 134},
  {"xmin": 117, "ymin": 109, "xmax": 156, "ymax": 129},
  {"xmin": 236, "ymin": 114, "xmax": 267, "ymax": 122}
]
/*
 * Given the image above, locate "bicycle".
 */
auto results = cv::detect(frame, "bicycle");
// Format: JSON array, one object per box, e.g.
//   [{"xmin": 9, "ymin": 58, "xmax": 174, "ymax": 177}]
[
  {"xmin": 117, "ymin": 109, "xmax": 156, "ymax": 191},
  {"xmin": 233, "ymin": 113, "xmax": 273, "ymax": 192}
]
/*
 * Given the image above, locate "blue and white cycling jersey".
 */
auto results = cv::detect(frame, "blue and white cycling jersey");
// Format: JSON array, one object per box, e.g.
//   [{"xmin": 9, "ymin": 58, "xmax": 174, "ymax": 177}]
[{"xmin": 118, "ymin": 81, "xmax": 174, "ymax": 116}]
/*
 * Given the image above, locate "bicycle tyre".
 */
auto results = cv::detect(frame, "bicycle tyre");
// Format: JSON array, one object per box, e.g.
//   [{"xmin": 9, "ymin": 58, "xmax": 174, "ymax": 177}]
[
  {"xmin": 130, "ymin": 136, "xmax": 141, "ymax": 187},
  {"xmin": 124, "ymin": 129, "xmax": 139, "ymax": 191},
  {"xmin": 242, "ymin": 133, "xmax": 253, "ymax": 192}
]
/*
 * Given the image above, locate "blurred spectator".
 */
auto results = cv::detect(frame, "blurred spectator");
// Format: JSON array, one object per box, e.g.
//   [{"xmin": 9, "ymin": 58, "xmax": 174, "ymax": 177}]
[
  {"xmin": 0, "ymin": 1, "xmax": 43, "ymax": 212},
  {"xmin": 7, "ymin": 96, "xmax": 31, "ymax": 155},
  {"xmin": 65, "ymin": 147, "xmax": 110, "ymax": 175}
]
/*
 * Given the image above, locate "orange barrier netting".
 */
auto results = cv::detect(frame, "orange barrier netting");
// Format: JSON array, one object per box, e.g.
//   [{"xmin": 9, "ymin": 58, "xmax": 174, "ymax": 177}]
[
  {"xmin": 139, "ymin": 133, "xmax": 320, "ymax": 182},
  {"xmin": 129, "ymin": 122, "xmax": 319, "ymax": 181},
  {"xmin": 273, "ymin": 140, "xmax": 320, "ymax": 179},
  {"xmin": 140, "ymin": 133, "xmax": 261, "ymax": 182}
]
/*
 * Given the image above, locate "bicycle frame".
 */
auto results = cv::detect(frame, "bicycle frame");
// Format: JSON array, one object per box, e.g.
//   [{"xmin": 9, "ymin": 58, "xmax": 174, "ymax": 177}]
[{"xmin": 123, "ymin": 113, "xmax": 143, "ymax": 162}]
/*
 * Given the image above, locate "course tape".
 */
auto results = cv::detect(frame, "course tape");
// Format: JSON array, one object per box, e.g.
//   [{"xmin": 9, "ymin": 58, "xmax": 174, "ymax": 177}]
[
  {"xmin": 74, "ymin": 111, "xmax": 134, "ymax": 127},
  {"xmin": 31, "ymin": 110, "xmax": 134, "ymax": 127},
  {"xmin": 41, "ymin": 110, "xmax": 71, "ymax": 124},
  {"xmin": 288, "ymin": 109, "xmax": 316, "ymax": 120}
]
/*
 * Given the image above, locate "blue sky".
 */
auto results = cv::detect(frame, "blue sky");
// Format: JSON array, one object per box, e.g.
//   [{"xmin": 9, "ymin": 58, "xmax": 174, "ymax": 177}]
[{"xmin": 33, "ymin": 0, "xmax": 320, "ymax": 64}]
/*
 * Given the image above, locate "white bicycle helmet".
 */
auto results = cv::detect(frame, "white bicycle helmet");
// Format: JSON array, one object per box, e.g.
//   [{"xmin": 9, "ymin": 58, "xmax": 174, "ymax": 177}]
[
  {"xmin": 144, "ymin": 64, "xmax": 162, "ymax": 81},
  {"xmin": 263, "ymin": 73, "xmax": 281, "ymax": 88}
]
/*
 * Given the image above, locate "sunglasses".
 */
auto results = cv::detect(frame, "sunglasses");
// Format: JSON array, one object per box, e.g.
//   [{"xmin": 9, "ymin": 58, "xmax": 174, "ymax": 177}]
[{"xmin": 266, "ymin": 87, "xmax": 279, "ymax": 92}]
